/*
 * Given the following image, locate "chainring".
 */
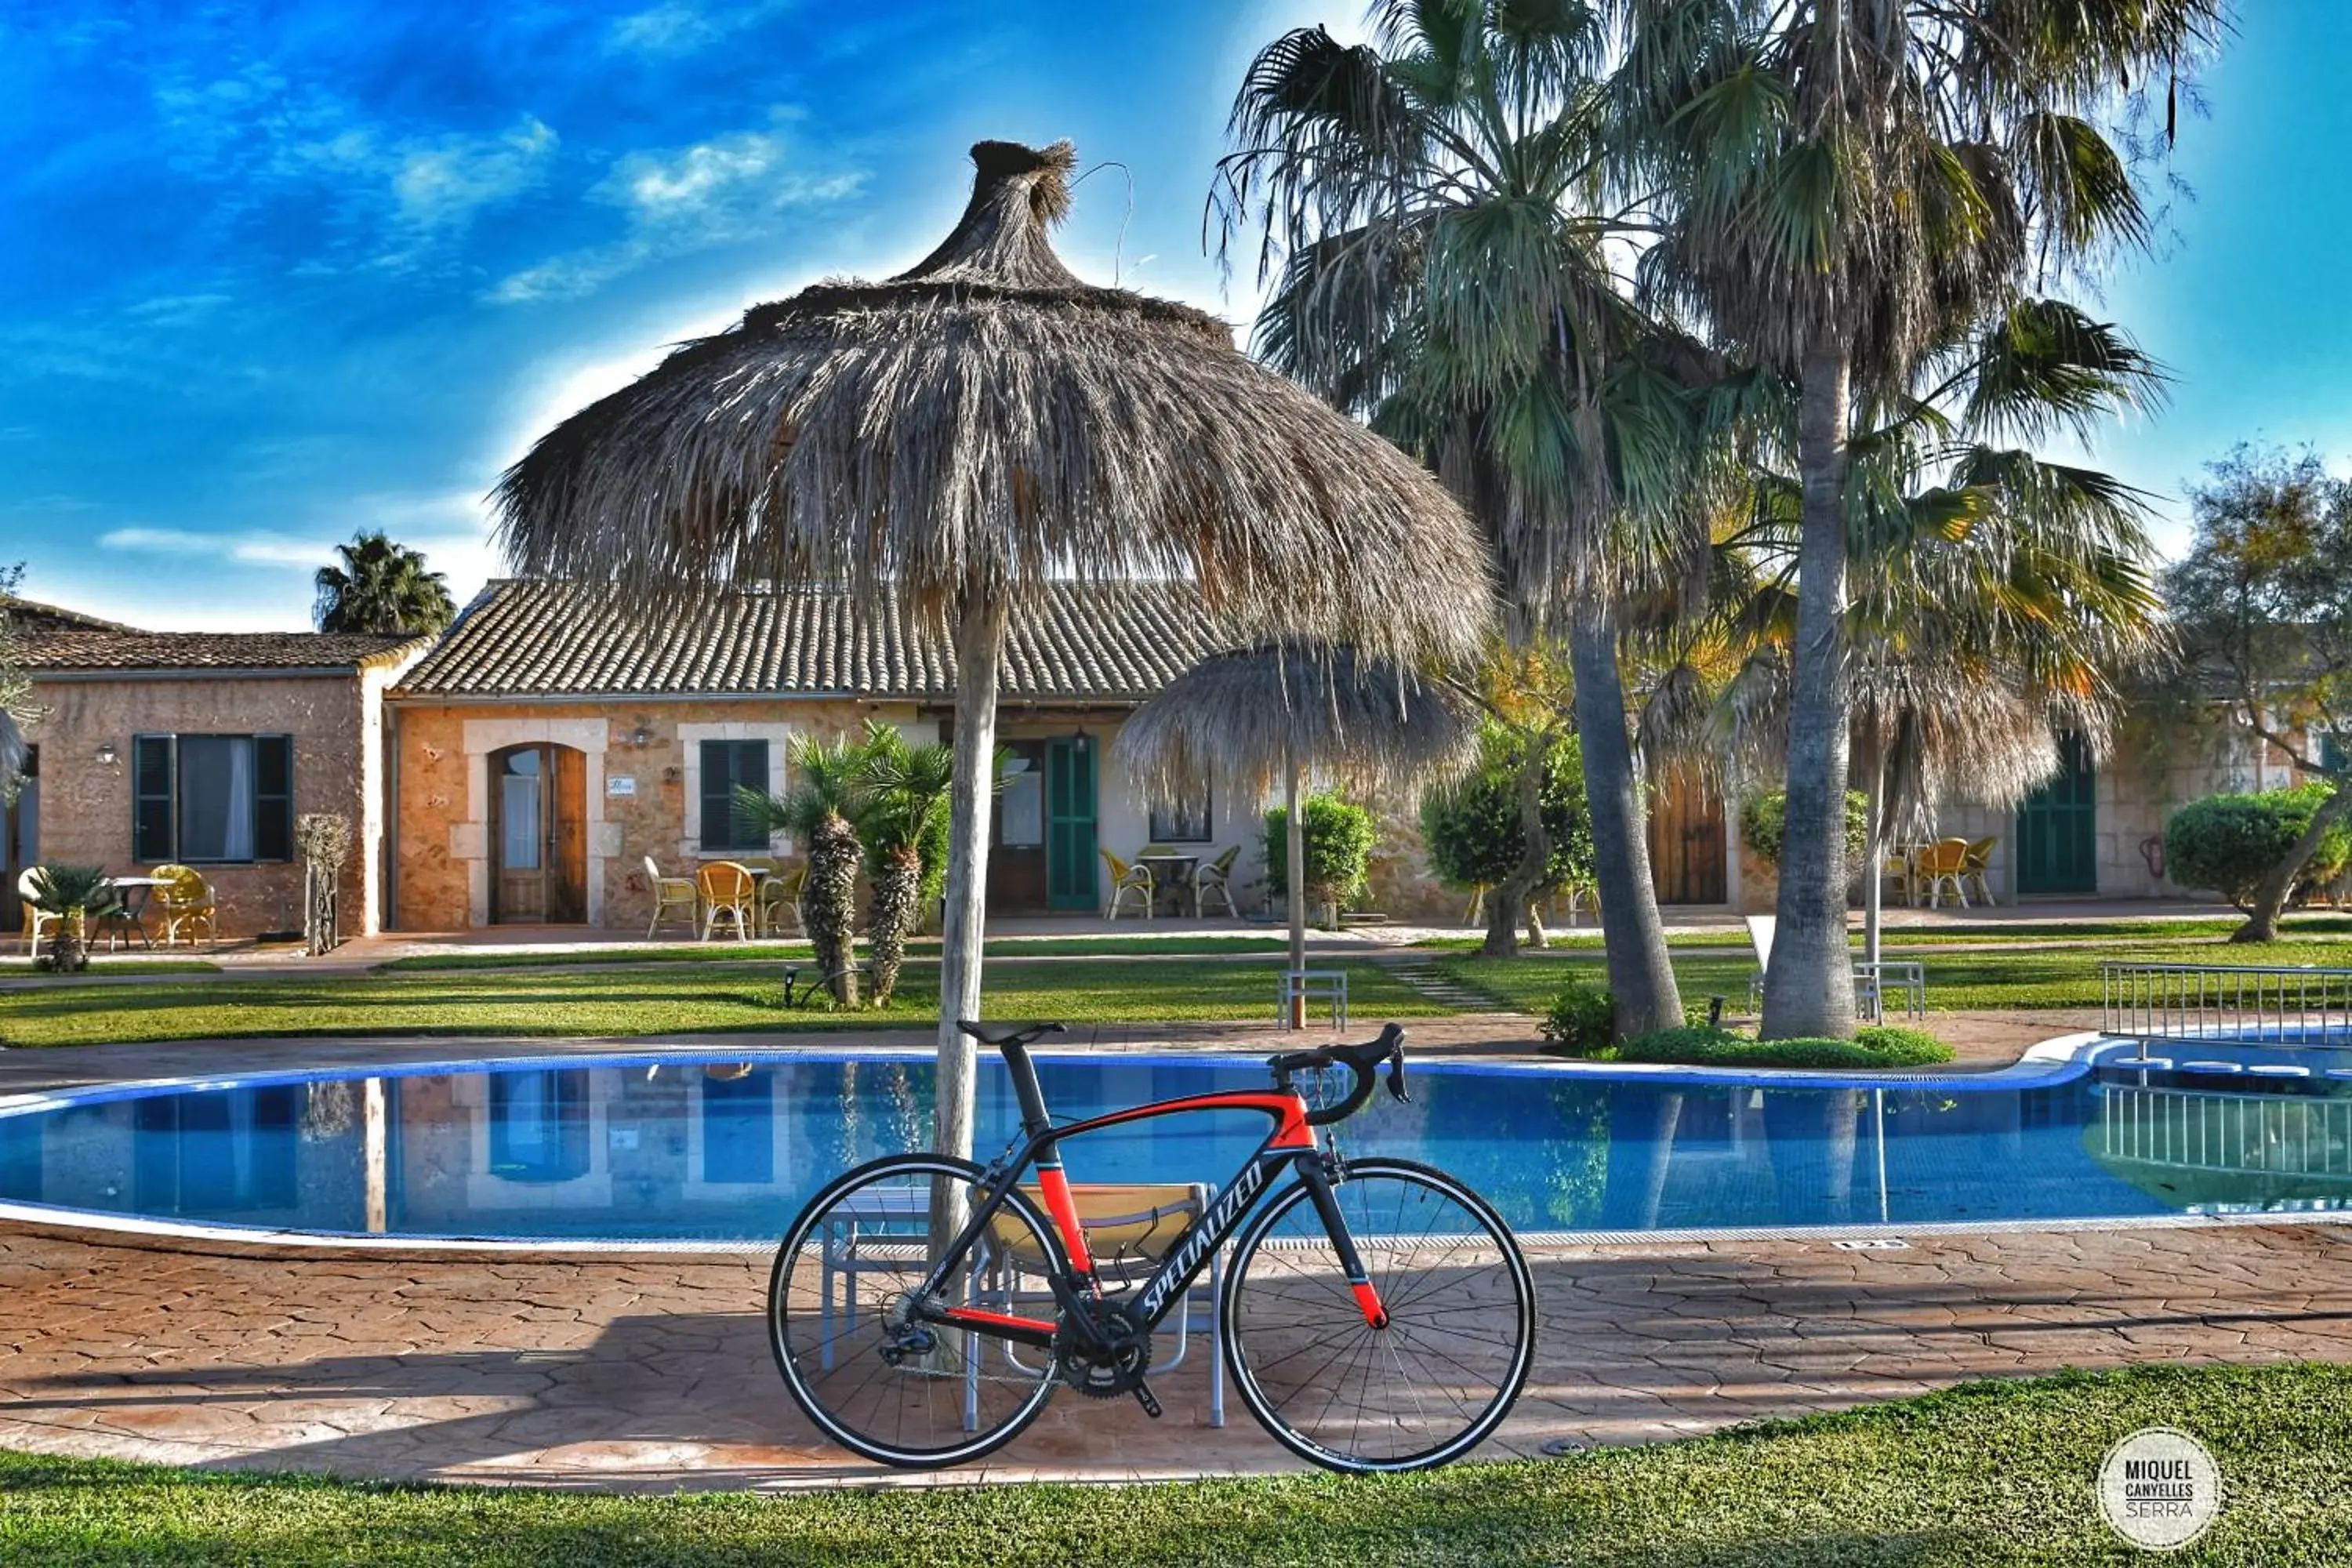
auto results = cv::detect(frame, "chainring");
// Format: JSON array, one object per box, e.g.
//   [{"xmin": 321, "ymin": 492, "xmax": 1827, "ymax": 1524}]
[{"xmin": 1056, "ymin": 1303, "xmax": 1154, "ymax": 1399}]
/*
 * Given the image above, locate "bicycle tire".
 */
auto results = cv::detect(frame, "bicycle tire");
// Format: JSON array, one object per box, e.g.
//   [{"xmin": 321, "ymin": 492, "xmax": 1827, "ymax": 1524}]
[
  {"xmin": 768, "ymin": 1153, "xmax": 1065, "ymax": 1468},
  {"xmin": 1220, "ymin": 1156, "xmax": 1535, "ymax": 1473}
]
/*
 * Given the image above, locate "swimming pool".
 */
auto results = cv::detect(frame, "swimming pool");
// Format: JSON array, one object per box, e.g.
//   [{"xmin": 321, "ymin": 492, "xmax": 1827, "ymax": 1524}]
[{"xmin": 2, "ymin": 1044, "xmax": 2348, "ymax": 1244}]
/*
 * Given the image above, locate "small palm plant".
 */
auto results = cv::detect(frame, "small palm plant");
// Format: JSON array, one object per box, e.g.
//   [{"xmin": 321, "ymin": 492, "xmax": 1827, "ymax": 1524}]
[
  {"xmin": 852, "ymin": 722, "xmax": 956, "ymax": 1006},
  {"xmin": 735, "ymin": 735, "xmax": 865, "ymax": 1006},
  {"xmin": 27, "ymin": 864, "xmax": 111, "ymax": 975}
]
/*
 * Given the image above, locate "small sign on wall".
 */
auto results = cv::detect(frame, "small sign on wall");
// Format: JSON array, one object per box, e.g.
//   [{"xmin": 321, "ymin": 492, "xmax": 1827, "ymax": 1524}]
[{"xmin": 607, "ymin": 775, "xmax": 637, "ymax": 797}]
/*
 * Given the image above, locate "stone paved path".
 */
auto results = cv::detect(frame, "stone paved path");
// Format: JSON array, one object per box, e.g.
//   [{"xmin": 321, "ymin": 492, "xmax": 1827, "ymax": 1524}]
[{"xmin": 5, "ymin": 1221, "xmax": 2350, "ymax": 1489}]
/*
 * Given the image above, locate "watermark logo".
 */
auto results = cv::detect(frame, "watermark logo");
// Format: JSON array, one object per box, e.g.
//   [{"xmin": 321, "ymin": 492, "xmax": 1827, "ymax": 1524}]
[{"xmin": 2097, "ymin": 1426, "xmax": 2222, "ymax": 1552}]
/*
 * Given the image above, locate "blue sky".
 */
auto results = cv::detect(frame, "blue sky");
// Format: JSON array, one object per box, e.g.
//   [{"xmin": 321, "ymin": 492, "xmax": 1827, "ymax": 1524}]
[{"xmin": 2, "ymin": 1, "xmax": 2345, "ymax": 630}]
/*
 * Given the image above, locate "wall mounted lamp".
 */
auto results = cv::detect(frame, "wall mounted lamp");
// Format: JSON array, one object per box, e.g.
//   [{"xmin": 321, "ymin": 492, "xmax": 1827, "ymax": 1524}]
[
  {"xmin": 94, "ymin": 742, "xmax": 118, "ymax": 766},
  {"xmin": 630, "ymin": 724, "xmax": 655, "ymax": 749}
]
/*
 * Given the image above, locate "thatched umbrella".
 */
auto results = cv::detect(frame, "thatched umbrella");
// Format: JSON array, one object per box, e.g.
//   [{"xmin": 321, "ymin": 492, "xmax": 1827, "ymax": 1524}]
[
  {"xmin": 495, "ymin": 140, "xmax": 1491, "ymax": 1160},
  {"xmin": 1115, "ymin": 641, "xmax": 1479, "ymax": 1004}
]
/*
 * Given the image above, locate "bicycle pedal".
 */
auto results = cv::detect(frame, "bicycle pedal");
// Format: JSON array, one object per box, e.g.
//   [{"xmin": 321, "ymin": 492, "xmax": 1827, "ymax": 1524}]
[{"xmin": 1131, "ymin": 1381, "xmax": 1163, "ymax": 1420}]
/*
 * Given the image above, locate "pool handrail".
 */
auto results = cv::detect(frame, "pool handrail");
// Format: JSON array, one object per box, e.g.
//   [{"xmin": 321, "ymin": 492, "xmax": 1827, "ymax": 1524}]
[{"xmin": 2102, "ymin": 959, "xmax": 2352, "ymax": 1052}]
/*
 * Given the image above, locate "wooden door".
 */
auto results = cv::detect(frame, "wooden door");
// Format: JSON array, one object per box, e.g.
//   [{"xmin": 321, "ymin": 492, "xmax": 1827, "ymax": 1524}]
[
  {"xmin": 2015, "ymin": 733, "xmax": 2096, "ymax": 895},
  {"xmin": 1646, "ymin": 769, "xmax": 1728, "ymax": 905},
  {"xmin": 490, "ymin": 744, "xmax": 588, "ymax": 924},
  {"xmin": 987, "ymin": 742, "xmax": 1050, "ymax": 913},
  {"xmin": 1045, "ymin": 737, "xmax": 1098, "ymax": 910}
]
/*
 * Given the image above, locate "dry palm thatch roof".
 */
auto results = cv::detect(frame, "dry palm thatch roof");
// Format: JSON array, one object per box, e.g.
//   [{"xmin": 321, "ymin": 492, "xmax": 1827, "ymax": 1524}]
[
  {"xmin": 1115, "ymin": 641, "xmax": 1480, "ymax": 806},
  {"xmin": 493, "ymin": 140, "xmax": 1491, "ymax": 666}
]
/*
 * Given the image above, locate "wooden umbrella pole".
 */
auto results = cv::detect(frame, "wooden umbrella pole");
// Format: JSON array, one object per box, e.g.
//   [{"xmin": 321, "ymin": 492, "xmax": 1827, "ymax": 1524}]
[
  {"xmin": 935, "ymin": 591, "xmax": 1009, "ymax": 1162},
  {"xmin": 1286, "ymin": 735, "xmax": 1306, "ymax": 1029}
]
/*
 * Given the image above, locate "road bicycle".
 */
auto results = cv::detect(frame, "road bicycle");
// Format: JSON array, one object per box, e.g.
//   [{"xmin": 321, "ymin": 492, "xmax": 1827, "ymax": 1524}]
[{"xmin": 767, "ymin": 1019, "xmax": 1536, "ymax": 1474}]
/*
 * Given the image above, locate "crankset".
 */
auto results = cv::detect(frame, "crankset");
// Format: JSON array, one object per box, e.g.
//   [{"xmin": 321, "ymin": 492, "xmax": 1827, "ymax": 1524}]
[{"xmin": 1056, "ymin": 1302, "xmax": 1162, "ymax": 1417}]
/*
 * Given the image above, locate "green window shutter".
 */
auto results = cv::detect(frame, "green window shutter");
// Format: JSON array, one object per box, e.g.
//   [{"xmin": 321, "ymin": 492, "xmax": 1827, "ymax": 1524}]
[
  {"xmin": 700, "ymin": 740, "xmax": 768, "ymax": 851},
  {"xmin": 253, "ymin": 735, "xmax": 294, "ymax": 862},
  {"xmin": 132, "ymin": 735, "xmax": 174, "ymax": 863}
]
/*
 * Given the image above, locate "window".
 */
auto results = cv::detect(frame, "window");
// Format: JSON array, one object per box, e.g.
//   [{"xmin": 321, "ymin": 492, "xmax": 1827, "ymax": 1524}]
[
  {"xmin": 132, "ymin": 734, "xmax": 293, "ymax": 864},
  {"xmin": 701, "ymin": 1069, "xmax": 775, "ymax": 1184},
  {"xmin": 488, "ymin": 1069, "xmax": 591, "ymax": 1183},
  {"xmin": 1149, "ymin": 789, "xmax": 1213, "ymax": 844},
  {"xmin": 699, "ymin": 739, "xmax": 771, "ymax": 852}
]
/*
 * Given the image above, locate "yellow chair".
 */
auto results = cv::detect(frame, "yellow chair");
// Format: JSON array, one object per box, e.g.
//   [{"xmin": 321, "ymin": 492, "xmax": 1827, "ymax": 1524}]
[
  {"xmin": 986, "ymin": 1182, "xmax": 1223, "ymax": 1425},
  {"xmin": 1961, "ymin": 837, "xmax": 1998, "ymax": 907},
  {"xmin": 1914, "ymin": 839, "xmax": 1972, "ymax": 909},
  {"xmin": 151, "ymin": 864, "xmax": 218, "ymax": 947},
  {"xmin": 17, "ymin": 867, "xmax": 83, "ymax": 960},
  {"xmin": 642, "ymin": 856, "xmax": 697, "ymax": 938},
  {"xmin": 1098, "ymin": 849, "xmax": 1152, "ymax": 920},
  {"xmin": 757, "ymin": 865, "xmax": 804, "ymax": 938},
  {"xmin": 1882, "ymin": 846, "xmax": 1917, "ymax": 907},
  {"xmin": 1192, "ymin": 845, "xmax": 1241, "ymax": 918},
  {"xmin": 696, "ymin": 862, "xmax": 757, "ymax": 942}
]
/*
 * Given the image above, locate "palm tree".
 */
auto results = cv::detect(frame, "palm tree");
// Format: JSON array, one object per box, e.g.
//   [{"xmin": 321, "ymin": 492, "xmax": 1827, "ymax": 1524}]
[
  {"xmin": 736, "ymin": 735, "xmax": 865, "ymax": 1006},
  {"xmin": 1617, "ymin": 0, "xmax": 2224, "ymax": 1036},
  {"xmin": 1218, "ymin": 5, "xmax": 1715, "ymax": 1035},
  {"xmin": 26, "ymin": 864, "xmax": 110, "ymax": 975},
  {"xmin": 852, "ymin": 721, "xmax": 956, "ymax": 1006},
  {"xmin": 314, "ymin": 532, "xmax": 458, "ymax": 635}
]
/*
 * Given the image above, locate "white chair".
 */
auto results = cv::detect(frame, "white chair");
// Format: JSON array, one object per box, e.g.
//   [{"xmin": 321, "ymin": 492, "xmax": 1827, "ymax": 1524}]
[
  {"xmin": 643, "ymin": 856, "xmax": 697, "ymax": 938},
  {"xmin": 16, "ymin": 868, "xmax": 71, "ymax": 960}
]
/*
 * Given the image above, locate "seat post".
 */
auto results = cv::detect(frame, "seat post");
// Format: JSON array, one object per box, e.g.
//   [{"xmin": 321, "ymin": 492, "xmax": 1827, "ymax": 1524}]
[{"xmin": 998, "ymin": 1040, "xmax": 1054, "ymax": 1138}]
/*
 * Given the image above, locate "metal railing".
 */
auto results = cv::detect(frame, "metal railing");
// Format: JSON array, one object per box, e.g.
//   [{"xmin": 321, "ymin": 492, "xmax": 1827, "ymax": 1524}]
[
  {"xmin": 2102, "ymin": 960, "xmax": 2352, "ymax": 1049},
  {"xmin": 2099, "ymin": 1082, "xmax": 2352, "ymax": 1180}
]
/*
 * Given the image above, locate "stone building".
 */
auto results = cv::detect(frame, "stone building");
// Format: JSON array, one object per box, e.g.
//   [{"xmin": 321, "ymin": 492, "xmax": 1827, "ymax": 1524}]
[{"xmin": 9, "ymin": 605, "xmax": 426, "ymax": 938}]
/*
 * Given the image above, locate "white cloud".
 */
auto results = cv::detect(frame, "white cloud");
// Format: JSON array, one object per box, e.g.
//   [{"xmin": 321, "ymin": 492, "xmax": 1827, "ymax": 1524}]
[
  {"xmin": 608, "ymin": 0, "xmax": 793, "ymax": 56},
  {"xmin": 100, "ymin": 526, "xmax": 332, "ymax": 568},
  {"xmin": 394, "ymin": 118, "xmax": 558, "ymax": 230},
  {"xmin": 490, "ymin": 119, "xmax": 862, "ymax": 303}
]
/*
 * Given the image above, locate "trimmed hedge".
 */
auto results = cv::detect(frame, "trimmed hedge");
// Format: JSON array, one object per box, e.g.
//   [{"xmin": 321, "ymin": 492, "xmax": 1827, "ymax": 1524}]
[
  {"xmin": 1538, "ymin": 979, "xmax": 1616, "ymax": 1054},
  {"xmin": 2164, "ymin": 782, "xmax": 2352, "ymax": 910},
  {"xmin": 1612, "ymin": 1024, "xmax": 1954, "ymax": 1070}
]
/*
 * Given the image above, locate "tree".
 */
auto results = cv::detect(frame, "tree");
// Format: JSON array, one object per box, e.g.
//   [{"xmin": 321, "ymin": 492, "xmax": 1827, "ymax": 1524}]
[
  {"xmin": 1619, "ymin": 0, "xmax": 2224, "ymax": 1037},
  {"xmin": 2165, "ymin": 447, "xmax": 2352, "ymax": 942},
  {"xmin": 1218, "ymin": 5, "xmax": 1707, "ymax": 1033},
  {"xmin": 0, "ymin": 564, "xmax": 43, "ymax": 802},
  {"xmin": 314, "ymin": 532, "xmax": 458, "ymax": 636},
  {"xmin": 851, "ymin": 721, "xmax": 956, "ymax": 1005},
  {"xmin": 1261, "ymin": 794, "xmax": 1378, "ymax": 927},
  {"xmin": 1422, "ymin": 724, "xmax": 1595, "ymax": 941},
  {"xmin": 735, "ymin": 735, "xmax": 865, "ymax": 1004}
]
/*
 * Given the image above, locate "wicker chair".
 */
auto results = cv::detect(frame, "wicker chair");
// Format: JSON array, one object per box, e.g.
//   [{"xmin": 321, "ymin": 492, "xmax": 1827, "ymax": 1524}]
[
  {"xmin": 1192, "ymin": 845, "xmax": 1241, "ymax": 918},
  {"xmin": 1960, "ymin": 837, "xmax": 1998, "ymax": 906},
  {"xmin": 1913, "ymin": 839, "xmax": 1973, "ymax": 909},
  {"xmin": 696, "ymin": 862, "xmax": 757, "ymax": 942},
  {"xmin": 643, "ymin": 856, "xmax": 698, "ymax": 938},
  {"xmin": 1098, "ymin": 849, "xmax": 1153, "ymax": 920},
  {"xmin": 16, "ymin": 867, "xmax": 81, "ymax": 960},
  {"xmin": 757, "ymin": 865, "xmax": 804, "ymax": 937},
  {"xmin": 151, "ymin": 864, "xmax": 218, "ymax": 947}
]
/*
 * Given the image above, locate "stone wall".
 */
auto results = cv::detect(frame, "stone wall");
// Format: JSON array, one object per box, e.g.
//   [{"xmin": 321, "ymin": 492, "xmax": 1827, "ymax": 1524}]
[{"xmin": 23, "ymin": 670, "xmax": 389, "ymax": 938}]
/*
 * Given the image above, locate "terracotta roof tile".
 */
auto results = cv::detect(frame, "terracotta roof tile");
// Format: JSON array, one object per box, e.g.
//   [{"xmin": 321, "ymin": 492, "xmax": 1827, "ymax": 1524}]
[
  {"xmin": 394, "ymin": 580, "xmax": 1221, "ymax": 702},
  {"xmin": 23, "ymin": 630, "xmax": 426, "ymax": 672}
]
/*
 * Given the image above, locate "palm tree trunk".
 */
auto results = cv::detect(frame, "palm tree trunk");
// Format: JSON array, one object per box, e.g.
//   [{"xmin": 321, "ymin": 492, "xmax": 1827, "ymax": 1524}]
[
  {"xmin": 1567, "ymin": 596, "xmax": 1682, "ymax": 1036},
  {"xmin": 2232, "ymin": 785, "xmax": 2352, "ymax": 943},
  {"xmin": 807, "ymin": 816, "xmax": 862, "ymax": 1006},
  {"xmin": 867, "ymin": 845, "xmax": 922, "ymax": 1004},
  {"xmin": 1480, "ymin": 728, "xmax": 1552, "ymax": 958},
  {"xmin": 1763, "ymin": 343, "xmax": 1859, "ymax": 1040},
  {"xmin": 935, "ymin": 593, "xmax": 1007, "ymax": 1163},
  {"xmin": 1285, "ymin": 743, "xmax": 1306, "ymax": 1027}
]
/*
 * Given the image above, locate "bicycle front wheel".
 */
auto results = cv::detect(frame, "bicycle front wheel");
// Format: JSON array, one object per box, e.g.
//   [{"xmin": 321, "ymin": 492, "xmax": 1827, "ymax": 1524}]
[
  {"xmin": 768, "ymin": 1154, "xmax": 1064, "ymax": 1468},
  {"xmin": 1221, "ymin": 1157, "xmax": 1535, "ymax": 1473}
]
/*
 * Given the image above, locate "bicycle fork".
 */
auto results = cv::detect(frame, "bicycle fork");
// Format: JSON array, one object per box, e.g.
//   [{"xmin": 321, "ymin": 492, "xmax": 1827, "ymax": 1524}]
[{"xmin": 1299, "ymin": 1157, "xmax": 1392, "ymax": 1330}]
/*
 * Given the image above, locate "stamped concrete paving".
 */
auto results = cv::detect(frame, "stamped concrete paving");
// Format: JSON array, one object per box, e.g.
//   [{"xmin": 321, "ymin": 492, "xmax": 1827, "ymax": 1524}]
[{"xmin": 5, "ymin": 1221, "xmax": 2350, "ymax": 1488}]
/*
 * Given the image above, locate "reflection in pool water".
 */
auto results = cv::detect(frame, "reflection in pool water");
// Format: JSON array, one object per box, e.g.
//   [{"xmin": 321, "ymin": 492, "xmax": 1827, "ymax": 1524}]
[{"xmin": 2, "ymin": 1051, "xmax": 2350, "ymax": 1243}]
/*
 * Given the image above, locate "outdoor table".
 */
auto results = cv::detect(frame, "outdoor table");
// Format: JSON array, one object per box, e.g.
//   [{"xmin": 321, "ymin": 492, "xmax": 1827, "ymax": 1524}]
[
  {"xmin": 97, "ymin": 876, "xmax": 167, "ymax": 951},
  {"xmin": 1136, "ymin": 853, "xmax": 1199, "ymax": 916}
]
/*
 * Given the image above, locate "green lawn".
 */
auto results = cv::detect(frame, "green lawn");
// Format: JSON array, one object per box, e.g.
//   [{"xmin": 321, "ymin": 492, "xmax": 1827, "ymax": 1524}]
[
  {"xmin": 1441, "ymin": 938, "xmax": 2352, "ymax": 1014},
  {"xmin": 0, "ymin": 1364, "xmax": 2340, "ymax": 1565},
  {"xmin": 377, "ymin": 935, "xmax": 1294, "ymax": 972},
  {"xmin": 1420, "ymin": 914, "xmax": 2352, "ymax": 953},
  {"xmin": 0, "ymin": 958, "xmax": 1443, "ymax": 1047},
  {"xmin": 0, "ymin": 957, "xmax": 222, "ymax": 977}
]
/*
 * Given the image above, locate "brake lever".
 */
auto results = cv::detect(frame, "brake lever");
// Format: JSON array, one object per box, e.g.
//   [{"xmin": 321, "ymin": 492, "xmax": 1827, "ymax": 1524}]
[{"xmin": 1384, "ymin": 1050, "xmax": 1410, "ymax": 1104}]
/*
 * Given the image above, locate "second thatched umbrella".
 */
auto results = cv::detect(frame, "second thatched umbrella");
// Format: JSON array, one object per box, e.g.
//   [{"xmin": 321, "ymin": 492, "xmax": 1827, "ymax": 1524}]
[
  {"xmin": 1115, "ymin": 641, "xmax": 1479, "ymax": 1010},
  {"xmin": 495, "ymin": 140, "xmax": 1491, "ymax": 1160}
]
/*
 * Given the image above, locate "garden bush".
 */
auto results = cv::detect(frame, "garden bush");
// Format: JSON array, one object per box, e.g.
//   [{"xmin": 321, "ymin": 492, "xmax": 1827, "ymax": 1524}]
[
  {"xmin": 1538, "ymin": 978, "xmax": 1615, "ymax": 1055},
  {"xmin": 1421, "ymin": 724, "xmax": 1594, "ymax": 898},
  {"xmin": 1611, "ymin": 1024, "xmax": 1953, "ymax": 1070},
  {"xmin": 1739, "ymin": 789, "xmax": 1869, "ymax": 868},
  {"xmin": 1261, "ymin": 793, "xmax": 1377, "ymax": 916},
  {"xmin": 2165, "ymin": 782, "xmax": 2352, "ymax": 910}
]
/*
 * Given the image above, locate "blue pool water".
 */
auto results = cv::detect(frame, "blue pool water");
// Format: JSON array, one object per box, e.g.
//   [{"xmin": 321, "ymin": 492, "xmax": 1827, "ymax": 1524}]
[{"xmin": 2, "ymin": 1047, "xmax": 2350, "ymax": 1243}]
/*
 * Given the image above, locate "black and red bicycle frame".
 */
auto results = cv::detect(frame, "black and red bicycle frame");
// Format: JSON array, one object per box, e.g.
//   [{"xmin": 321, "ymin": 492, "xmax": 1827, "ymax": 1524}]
[{"xmin": 915, "ymin": 1026, "xmax": 1395, "ymax": 1353}]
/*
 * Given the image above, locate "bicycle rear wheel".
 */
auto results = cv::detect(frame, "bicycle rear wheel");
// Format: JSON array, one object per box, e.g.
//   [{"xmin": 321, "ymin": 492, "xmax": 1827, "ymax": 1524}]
[
  {"xmin": 1221, "ymin": 1157, "xmax": 1534, "ymax": 1473},
  {"xmin": 768, "ymin": 1154, "xmax": 1064, "ymax": 1468}
]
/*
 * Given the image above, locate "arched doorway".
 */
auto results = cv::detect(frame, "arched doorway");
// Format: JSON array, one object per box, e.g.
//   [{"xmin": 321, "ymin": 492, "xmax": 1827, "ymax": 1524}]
[{"xmin": 488, "ymin": 743, "xmax": 586, "ymax": 923}]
